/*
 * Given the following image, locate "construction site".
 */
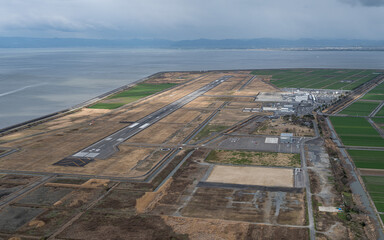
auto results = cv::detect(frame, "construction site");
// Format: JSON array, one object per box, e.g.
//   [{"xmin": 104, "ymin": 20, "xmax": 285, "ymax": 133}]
[{"xmin": 0, "ymin": 69, "xmax": 383, "ymax": 240}]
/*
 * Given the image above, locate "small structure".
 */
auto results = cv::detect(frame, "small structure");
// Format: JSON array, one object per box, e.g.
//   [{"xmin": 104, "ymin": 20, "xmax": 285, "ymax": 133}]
[{"xmin": 280, "ymin": 133, "xmax": 294, "ymax": 144}]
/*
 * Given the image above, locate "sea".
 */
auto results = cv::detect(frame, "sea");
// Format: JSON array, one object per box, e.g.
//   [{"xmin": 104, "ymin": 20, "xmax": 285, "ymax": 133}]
[{"xmin": 1, "ymin": 48, "xmax": 384, "ymax": 129}]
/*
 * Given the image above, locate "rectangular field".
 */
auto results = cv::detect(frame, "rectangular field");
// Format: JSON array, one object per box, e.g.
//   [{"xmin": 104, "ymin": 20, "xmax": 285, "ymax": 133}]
[
  {"xmin": 206, "ymin": 165, "xmax": 293, "ymax": 187},
  {"xmin": 362, "ymin": 94, "xmax": 384, "ymax": 101},
  {"xmin": 362, "ymin": 176, "xmax": 384, "ymax": 212},
  {"xmin": 366, "ymin": 82, "xmax": 384, "ymax": 94},
  {"xmin": 251, "ymin": 69, "xmax": 382, "ymax": 90},
  {"xmin": 89, "ymin": 83, "xmax": 177, "ymax": 109},
  {"xmin": 375, "ymin": 107, "xmax": 384, "ymax": 117},
  {"xmin": 339, "ymin": 101, "xmax": 379, "ymax": 116},
  {"xmin": 347, "ymin": 150, "xmax": 384, "ymax": 169},
  {"xmin": 206, "ymin": 150, "xmax": 300, "ymax": 167},
  {"xmin": 330, "ymin": 116, "xmax": 384, "ymax": 147}
]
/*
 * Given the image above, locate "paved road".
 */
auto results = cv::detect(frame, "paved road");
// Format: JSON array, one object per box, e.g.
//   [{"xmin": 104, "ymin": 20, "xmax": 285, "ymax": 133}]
[
  {"xmin": 300, "ymin": 139, "xmax": 316, "ymax": 240},
  {"xmin": 367, "ymin": 117, "xmax": 384, "ymax": 138},
  {"xmin": 370, "ymin": 101, "xmax": 384, "ymax": 117},
  {"xmin": 0, "ymin": 174, "xmax": 55, "ymax": 208},
  {"xmin": 68, "ymin": 76, "xmax": 232, "ymax": 160}
]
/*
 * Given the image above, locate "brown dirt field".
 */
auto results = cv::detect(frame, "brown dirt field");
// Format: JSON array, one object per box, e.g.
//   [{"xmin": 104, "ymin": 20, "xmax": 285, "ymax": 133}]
[
  {"xmin": 0, "ymin": 109, "xmax": 110, "ymax": 143},
  {"xmin": 0, "ymin": 145, "xmax": 156, "ymax": 177},
  {"xmin": 125, "ymin": 123, "xmax": 184, "ymax": 144},
  {"xmin": 206, "ymin": 150, "xmax": 300, "ymax": 168},
  {"xmin": 210, "ymin": 109, "xmax": 254, "ymax": 126},
  {"xmin": 181, "ymin": 187, "xmax": 305, "ymax": 225},
  {"xmin": 136, "ymin": 178, "xmax": 173, "ymax": 213},
  {"xmin": 254, "ymin": 117, "xmax": 315, "ymax": 137},
  {"xmin": 182, "ymin": 96, "xmax": 226, "ymax": 109},
  {"xmin": 58, "ymin": 214, "xmax": 187, "ymax": 240},
  {"xmin": 246, "ymin": 224, "xmax": 308, "ymax": 240},
  {"xmin": 158, "ymin": 109, "xmax": 204, "ymax": 124},
  {"xmin": 99, "ymin": 147, "xmax": 158, "ymax": 177},
  {"xmin": 44, "ymin": 108, "xmax": 110, "ymax": 130},
  {"xmin": 206, "ymin": 165, "xmax": 294, "ymax": 187},
  {"xmin": 162, "ymin": 215, "xmax": 249, "ymax": 240},
  {"xmin": 359, "ymin": 168, "xmax": 384, "ymax": 176}
]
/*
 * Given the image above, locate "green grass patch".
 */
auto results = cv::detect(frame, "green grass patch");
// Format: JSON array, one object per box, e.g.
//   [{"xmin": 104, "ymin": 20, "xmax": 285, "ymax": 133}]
[
  {"xmin": 361, "ymin": 94, "xmax": 384, "ymax": 101},
  {"xmin": 88, "ymin": 103, "xmax": 125, "ymax": 109},
  {"xmin": 109, "ymin": 83, "xmax": 177, "ymax": 99},
  {"xmin": 373, "ymin": 118, "xmax": 384, "ymax": 124},
  {"xmin": 380, "ymin": 214, "xmax": 384, "ymax": 222},
  {"xmin": 205, "ymin": 150, "xmax": 300, "ymax": 167},
  {"xmin": 339, "ymin": 101, "xmax": 379, "ymax": 116},
  {"xmin": 375, "ymin": 107, "xmax": 384, "ymax": 117},
  {"xmin": 192, "ymin": 124, "xmax": 228, "ymax": 142},
  {"xmin": 88, "ymin": 83, "xmax": 177, "ymax": 109},
  {"xmin": 348, "ymin": 150, "xmax": 384, "ymax": 169},
  {"xmin": 362, "ymin": 176, "xmax": 384, "ymax": 212},
  {"xmin": 330, "ymin": 116, "xmax": 384, "ymax": 147}
]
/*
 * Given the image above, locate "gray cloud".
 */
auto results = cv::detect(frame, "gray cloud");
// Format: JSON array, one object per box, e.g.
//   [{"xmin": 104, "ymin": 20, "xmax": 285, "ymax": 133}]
[{"xmin": 0, "ymin": 0, "xmax": 383, "ymax": 40}]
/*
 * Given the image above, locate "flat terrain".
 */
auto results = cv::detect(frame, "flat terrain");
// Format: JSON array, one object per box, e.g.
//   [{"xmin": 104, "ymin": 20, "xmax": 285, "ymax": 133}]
[
  {"xmin": 375, "ymin": 107, "xmax": 384, "ymax": 117},
  {"xmin": 89, "ymin": 83, "xmax": 177, "ymax": 109},
  {"xmin": 206, "ymin": 165, "xmax": 294, "ymax": 187},
  {"xmin": 330, "ymin": 116, "xmax": 384, "ymax": 147},
  {"xmin": 362, "ymin": 82, "xmax": 384, "ymax": 100},
  {"xmin": 348, "ymin": 150, "xmax": 384, "ymax": 169},
  {"xmin": 251, "ymin": 69, "xmax": 381, "ymax": 90},
  {"xmin": 1, "ymin": 69, "xmax": 382, "ymax": 239},
  {"xmin": 362, "ymin": 176, "xmax": 384, "ymax": 212},
  {"xmin": 339, "ymin": 101, "xmax": 379, "ymax": 116},
  {"xmin": 206, "ymin": 150, "xmax": 301, "ymax": 167},
  {"xmin": 252, "ymin": 117, "xmax": 314, "ymax": 137}
]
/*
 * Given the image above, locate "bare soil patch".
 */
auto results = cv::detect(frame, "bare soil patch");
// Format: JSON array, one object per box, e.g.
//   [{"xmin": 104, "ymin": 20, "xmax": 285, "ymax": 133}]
[
  {"xmin": 181, "ymin": 187, "xmax": 305, "ymax": 225},
  {"xmin": 253, "ymin": 117, "xmax": 314, "ymax": 137},
  {"xmin": 206, "ymin": 165, "xmax": 294, "ymax": 187}
]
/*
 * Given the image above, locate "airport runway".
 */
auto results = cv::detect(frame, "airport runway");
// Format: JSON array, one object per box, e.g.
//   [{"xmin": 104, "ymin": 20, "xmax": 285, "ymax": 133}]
[{"xmin": 66, "ymin": 76, "xmax": 232, "ymax": 160}]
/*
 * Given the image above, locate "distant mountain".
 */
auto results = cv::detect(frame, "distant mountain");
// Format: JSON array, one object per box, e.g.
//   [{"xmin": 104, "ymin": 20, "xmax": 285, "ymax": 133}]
[{"xmin": 0, "ymin": 37, "xmax": 383, "ymax": 49}]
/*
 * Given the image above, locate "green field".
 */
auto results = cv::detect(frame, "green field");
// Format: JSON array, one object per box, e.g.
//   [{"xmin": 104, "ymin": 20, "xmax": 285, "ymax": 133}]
[
  {"xmin": 361, "ymin": 93, "xmax": 384, "ymax": 101},
  {"xmin": 375, "ymin": 107, "xmax": 384, "ymax": 117},
  {"xmin": 373, "ymin": 118, "xmax": 384, "ymax": 129},
  {"xmin": 88, "ymin": 103, "xmax": 126, "ymax": 109},
  {"xmin": 339, "ymin": 101, "xmax": 379, "ymax": 116},
  {"xmin": 362, "ymin": 82, "xmax": 384, "ymax": 101},
  {"xmin": 251, "ymin": 69, "xmax": 382, "ymax": 90},
  {"xmin": 362, "ymin": 176, "xmax": 384, "ymax": 212},
  {"xmin": 110, "ymin": 83, "xmax": 176, "ymax": 99},
  {"xmin": 348, "ymin": 150, "xmax": 384, "ymax": 169},
  {"xmin": 330, "ymin": 116, "xmax": 384, "ymax": 147},
  {"xmin": 89, "ymin": 83, "xmax": 177, "ymax": 109},
  {"xmin": 368, "ymin": 82, "xmax": 384, "ymax": 94}
]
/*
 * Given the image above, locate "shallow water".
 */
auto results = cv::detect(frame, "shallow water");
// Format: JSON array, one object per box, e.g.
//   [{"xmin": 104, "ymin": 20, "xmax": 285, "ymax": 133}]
[{"xmin": 1, "ymin": 48, "xmax": 384, "ymax": 129}]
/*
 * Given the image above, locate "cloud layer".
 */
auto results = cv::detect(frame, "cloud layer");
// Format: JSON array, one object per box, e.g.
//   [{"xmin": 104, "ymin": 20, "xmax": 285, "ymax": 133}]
[{"xmin": 0, "ymin": 0, "xmax": 383, "ymax": 40}]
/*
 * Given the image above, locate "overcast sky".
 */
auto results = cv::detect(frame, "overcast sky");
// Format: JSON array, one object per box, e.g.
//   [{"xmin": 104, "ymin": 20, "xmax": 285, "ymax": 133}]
[{"xmin": 0, "ymin": 0, "xmax": 383, "ymax": 40}]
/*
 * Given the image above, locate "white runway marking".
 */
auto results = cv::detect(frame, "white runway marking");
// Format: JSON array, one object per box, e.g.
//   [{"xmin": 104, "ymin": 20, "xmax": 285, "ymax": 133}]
[
  {"xmin": 139, "ymin": 123, "xmax": 150, "ymax": 129},
  {"xmin": 128, "ymin": 123, "xmax": 139, "ymax": 128}
]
